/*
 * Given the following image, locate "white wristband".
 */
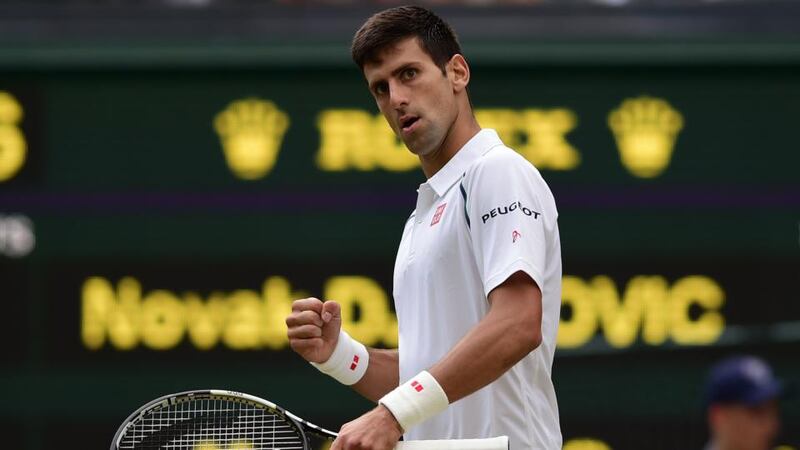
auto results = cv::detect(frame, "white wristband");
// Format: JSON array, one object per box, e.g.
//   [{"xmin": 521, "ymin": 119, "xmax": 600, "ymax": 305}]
[
  {"xmin": 310, "ymin": 330, "xmax": 369, "ymax": 385},
  {"xmin": 379, "ymin": 370, "xmax": 449, "ymax": 432}
]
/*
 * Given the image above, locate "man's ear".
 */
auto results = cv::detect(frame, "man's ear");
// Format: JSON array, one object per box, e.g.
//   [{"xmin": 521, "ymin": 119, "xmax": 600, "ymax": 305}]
[{"xmin": 448, "ymin": 54, "xmax": 470, "ymax": 93}]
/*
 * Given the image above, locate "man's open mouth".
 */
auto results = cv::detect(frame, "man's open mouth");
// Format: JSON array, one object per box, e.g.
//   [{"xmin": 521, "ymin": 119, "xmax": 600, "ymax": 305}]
[{"xmin": 400, "ymin": 116, "xmax": 420, "ymax": 131}]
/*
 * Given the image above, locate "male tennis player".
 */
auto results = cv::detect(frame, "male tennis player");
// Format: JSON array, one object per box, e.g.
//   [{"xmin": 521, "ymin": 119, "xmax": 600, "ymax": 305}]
[{"xmin": 286, "ymin": 6, "xmax": 562, "ymax": 450}]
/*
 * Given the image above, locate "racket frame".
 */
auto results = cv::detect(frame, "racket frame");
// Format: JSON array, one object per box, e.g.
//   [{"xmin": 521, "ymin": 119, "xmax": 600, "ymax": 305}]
[
  {"xmin": 112, "ymin": 389, "xmax": 509, "ymax": 450},
  {"xmin": 111, "ymin": 389, "xmax": 336, "ymax": 450}
]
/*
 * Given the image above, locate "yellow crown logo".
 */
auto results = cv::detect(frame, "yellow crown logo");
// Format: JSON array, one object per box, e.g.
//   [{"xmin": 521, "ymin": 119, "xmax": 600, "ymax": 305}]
[
  {"xmin": 213, "ymin": 98, "xmax": 289, "ymax": 180},
  {"xmin": 608, "ymin": 96, "xmax": 684, "ymax": 178},
  {"xmin": 0, "ymin": 91, "xmax": 27, "ymax": 182}
]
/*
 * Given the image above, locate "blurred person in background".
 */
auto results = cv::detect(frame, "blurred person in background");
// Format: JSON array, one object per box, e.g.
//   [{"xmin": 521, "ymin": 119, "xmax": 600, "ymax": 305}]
[{"xmin": 704, "ymin": 356, "xmax": 783, "ymax": 450}]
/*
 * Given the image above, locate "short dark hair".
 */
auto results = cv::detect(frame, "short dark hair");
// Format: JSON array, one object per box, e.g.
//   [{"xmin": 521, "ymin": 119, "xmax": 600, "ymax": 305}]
[{"xmin": 351, "ymin": 6, "xmax": 463, "ymax": 73}]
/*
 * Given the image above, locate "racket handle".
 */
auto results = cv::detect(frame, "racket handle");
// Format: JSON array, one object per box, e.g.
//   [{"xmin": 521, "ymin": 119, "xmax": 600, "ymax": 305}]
[{"xmin": 395, "ymin": 436, "xmax": 508, "ymax": 450}]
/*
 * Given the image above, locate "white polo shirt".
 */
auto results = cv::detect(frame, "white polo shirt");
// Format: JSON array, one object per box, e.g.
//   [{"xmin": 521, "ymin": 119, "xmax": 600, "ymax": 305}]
[{"xmin": 392, "ymin": 129, "xmax": 562, "ymax": 450}]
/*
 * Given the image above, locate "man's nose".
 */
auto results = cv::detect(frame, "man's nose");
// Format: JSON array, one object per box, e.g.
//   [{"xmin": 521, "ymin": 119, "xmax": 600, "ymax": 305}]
[{"xmin": 389, "ymin": 80, "xmax": 409, "ymax": 109}]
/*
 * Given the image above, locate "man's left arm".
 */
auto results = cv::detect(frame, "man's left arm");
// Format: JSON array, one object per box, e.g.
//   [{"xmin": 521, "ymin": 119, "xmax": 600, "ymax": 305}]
[
  {"xmin": 332, "ymin": 272, "xmax": 541, "ymax": 450},
  {"xmin": 430, "ymin": 270, "xmax": 542, "ymax": 402}
]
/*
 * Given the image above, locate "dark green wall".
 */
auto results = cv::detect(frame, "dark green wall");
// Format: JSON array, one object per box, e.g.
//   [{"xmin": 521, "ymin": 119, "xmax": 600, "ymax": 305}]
[{"xmin": 1, "ymin": 53, "xmax": 798, "ymax": 449}]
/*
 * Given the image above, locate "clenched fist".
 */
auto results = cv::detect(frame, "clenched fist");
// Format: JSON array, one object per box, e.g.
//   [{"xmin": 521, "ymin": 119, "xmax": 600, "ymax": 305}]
[
  {"xmin": 331, "ymin": 405, "xmax": 403, "ymax": 450},
  {"xmin": 286, "ymin": 297, "xmax": 342, "ymax": 363}
]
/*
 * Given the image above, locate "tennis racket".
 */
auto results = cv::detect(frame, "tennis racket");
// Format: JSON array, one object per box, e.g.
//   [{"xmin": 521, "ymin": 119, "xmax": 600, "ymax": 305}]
[{"xmin": 111, "ymin": 389, "xmax": 508, "ymax": 450}]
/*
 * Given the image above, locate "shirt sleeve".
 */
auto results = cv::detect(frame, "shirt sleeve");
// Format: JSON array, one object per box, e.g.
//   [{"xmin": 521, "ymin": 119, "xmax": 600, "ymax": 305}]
[{"xmin": 462, "ymin": 150, "xmax": 546, "ymax": 297}]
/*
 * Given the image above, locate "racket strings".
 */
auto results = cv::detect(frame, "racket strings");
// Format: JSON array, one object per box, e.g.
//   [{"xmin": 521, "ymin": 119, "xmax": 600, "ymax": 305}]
[{"xmin": 119, "ymin": 397, "xmax": 305, "ymax": 449}]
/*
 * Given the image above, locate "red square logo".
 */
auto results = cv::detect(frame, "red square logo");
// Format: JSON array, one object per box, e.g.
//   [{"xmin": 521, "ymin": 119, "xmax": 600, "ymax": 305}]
[
  {"xmin": 430, "ymin": 203, "xmax": 447, "ymax": 226},
  {"xmin": 411, "ymin": 380, "xmax": 424, "ymax": 392}
]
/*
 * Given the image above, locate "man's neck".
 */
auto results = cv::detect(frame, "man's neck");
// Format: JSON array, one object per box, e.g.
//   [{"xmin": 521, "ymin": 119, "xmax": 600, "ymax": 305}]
[{"xmin": 419, "ymin": 110, "xmax": 481, "ymax": 179}]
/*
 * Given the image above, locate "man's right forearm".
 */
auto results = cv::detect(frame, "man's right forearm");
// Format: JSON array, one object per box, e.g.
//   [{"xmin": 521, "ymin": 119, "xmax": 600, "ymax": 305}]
[{"xmin": 352, "ymin": 348, "xmax": 399, "ymax": 402}]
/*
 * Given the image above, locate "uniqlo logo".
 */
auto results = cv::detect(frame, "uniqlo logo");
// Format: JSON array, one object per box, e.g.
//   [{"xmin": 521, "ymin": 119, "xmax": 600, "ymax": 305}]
[
  {"xmin": 349, "ymin": 355, "xmax": 359, "ymax": 371},
  {"xmin": 430, "ymin": 203, "xmax": 447, "ymax": 226},
  {"xmin": 411, "ymin": 380, "xmax": 424, "ymax": 392}
]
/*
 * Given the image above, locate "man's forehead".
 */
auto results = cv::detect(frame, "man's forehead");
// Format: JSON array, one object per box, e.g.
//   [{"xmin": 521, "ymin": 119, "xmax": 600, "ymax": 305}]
[{"xmin": 363, "ymin": 37, "xmax": 430, "ymax": 76}]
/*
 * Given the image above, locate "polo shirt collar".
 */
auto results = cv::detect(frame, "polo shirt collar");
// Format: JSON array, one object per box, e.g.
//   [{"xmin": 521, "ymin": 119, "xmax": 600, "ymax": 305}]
[{"xmin": 427, "ymin": 129, "xmax": 503, "ymax": 197}]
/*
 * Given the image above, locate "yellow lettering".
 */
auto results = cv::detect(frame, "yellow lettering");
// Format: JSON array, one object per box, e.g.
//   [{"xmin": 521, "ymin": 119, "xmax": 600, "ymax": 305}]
[
  {"xmin": 82, "ymin": 273, "xmax": 724, "ymax": 352},
  {"xmin": 383, "ymin": 315, "xmax": 399, "ymax": 349},
  {"xmin": 557, "ymin": 275, "xmax": 725, "ymax": 349},
  {"xmin": 518, "ymin": 109, "xmax": 580, "ymax": 170},
  {"xmin": 318, "ymin": 107, "xmax": 580, "ymax": 172},
  {"xmin": 259, "ymin": 277, "xmax": 298, "ymax": 350},
  {"xmin": 185, "ymin": 292, "xmax": 227, "ymax": 350},
  {"xmin": 81, "ymin": 276, "xmax": 309, "ymax": 351},
  {"xmin": 473, "ymin": 109, "xmax": 519, "ymax": 147},
  {"xmin": 189, "ymin": 441, "xmax": 254, "ymax": 450},
  {"xmin": 317, "ymin": 110, "xmax": 376, "ymax": 171},
  {"xmin": 557, "ymin": 276, "xmax": 597, "ymax": 348},
  {"xmin": 593, "ymin": 275, "xmax": 641, "ymax": 348},
  {"xmin": 475, "ymin": 108, "xmax": 580, "ymax": 170},
  {"xmin": 0, "ymin": 91, "xmax": 27, "ymax": 182},
  {"xmin": 324, "ymin": 276, "xmax": 394, "ymax": 346},
  {"xmin": 563, "ymin": 438, "xmax": 612, "ymax": 450},
  {"xmin": 82, "ymin": 276, "xmax": 142, "ymax": 350},
  {"xmin": 113, "ymin": 277, "xmax": 144, "ymax": 349},
  {"xmin": 669, "ymin": 275, "xmax": 725, "ymax": 345},
  {"xmin": 316, "ymin": 110, "xmax": 418, "ymax": 172},
  {"xmin": 640, "ymin": 276, "xmax": 671, "ymax": 345},
  {"xmin": 371, "ymin": 117, "xmax": 419, "ymax": 171},
  {"xmin": 82, "ymin": 277, "xmax": 120, "ymax": 350},
  {"xmin": 594, "ymin": 275, "xmax": 670, "ymax": 348},
  {"xmin": 140, "ymin": 290, "xmax": 185, "ymax": 350},
  {"xmin": 222, "ymin": 290, "xmax": 262, "ymax": 350}
]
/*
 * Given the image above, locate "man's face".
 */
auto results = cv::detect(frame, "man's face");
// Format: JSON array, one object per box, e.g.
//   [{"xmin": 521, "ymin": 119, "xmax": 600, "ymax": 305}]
[
  {"xmin": 711, "ymin": 401, "xmax": 780, "ymax": 450},
  {"xmin": 362, "ymin": 37, "xmax": 459, "ymax": 157}
]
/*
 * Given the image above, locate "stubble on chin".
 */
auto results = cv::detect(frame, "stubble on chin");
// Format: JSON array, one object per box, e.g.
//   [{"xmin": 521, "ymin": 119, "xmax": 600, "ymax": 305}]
[
  {"xmin": 405, "ymin": 126, "xmax": 444, "ymax": 158},
  {"xmin": 403, "ymin": 138, "xmax": 433, "ymax": 158}
]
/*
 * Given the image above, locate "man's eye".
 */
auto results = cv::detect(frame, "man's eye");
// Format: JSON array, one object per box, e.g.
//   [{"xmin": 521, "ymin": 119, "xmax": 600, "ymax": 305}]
[
  {"xmin": 374, "ymin": 84, "xmax": 388, "ymax": 95},
  {"xmin": 402, "ymin": 69, "xmax": 417, "ymax": 80}
]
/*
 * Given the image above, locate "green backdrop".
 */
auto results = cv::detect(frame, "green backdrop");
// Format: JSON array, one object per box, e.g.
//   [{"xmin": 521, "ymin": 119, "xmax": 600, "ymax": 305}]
[{"xmin": 0, "ymin": 53, "xmax": 798, "ymax": 449}]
